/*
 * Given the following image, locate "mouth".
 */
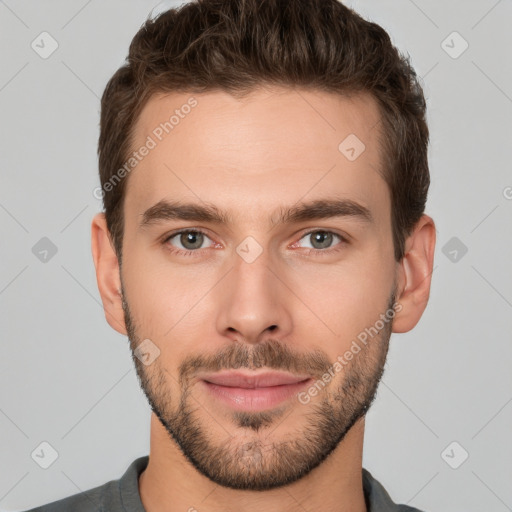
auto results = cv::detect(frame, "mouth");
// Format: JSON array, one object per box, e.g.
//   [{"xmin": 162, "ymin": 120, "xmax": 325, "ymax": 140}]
[{"xmin": 199, "ymin": 370, "xmax": 313, "ymax": 412}]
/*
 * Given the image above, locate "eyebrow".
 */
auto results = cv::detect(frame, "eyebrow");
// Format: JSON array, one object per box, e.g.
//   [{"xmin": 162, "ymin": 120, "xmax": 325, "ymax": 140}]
[{"xmin": 139, "ymin": 198, "xmax": 373, "ymax": 229}]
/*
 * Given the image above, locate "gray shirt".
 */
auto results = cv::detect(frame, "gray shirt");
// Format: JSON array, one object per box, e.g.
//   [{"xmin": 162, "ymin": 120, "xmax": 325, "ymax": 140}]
[{"xmin": 21, "ymin": 456, "xmax": 425, "ymax": 511}]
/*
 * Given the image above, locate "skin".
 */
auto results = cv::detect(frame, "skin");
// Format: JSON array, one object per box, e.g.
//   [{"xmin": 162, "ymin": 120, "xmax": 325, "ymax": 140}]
[{"xmin": 91, "ymin": 87, "xmax": 436, "ymax": 512}]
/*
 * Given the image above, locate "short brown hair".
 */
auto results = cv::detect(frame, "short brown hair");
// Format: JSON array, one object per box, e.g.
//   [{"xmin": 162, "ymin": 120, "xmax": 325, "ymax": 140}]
[{"xmin": 98, "ymin": 0, "xmax": 429, "ymax": 263}]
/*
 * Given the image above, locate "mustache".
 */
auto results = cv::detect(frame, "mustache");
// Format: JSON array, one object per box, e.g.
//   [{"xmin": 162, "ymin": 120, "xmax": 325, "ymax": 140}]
[{"xmin": 178, "ymin": 339, "xmax": 332, "ymax": 386}]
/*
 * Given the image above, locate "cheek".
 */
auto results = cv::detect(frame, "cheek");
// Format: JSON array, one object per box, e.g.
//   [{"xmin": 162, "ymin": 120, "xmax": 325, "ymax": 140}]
[
  {"xmin": 122, "ymin": 247, "xmax": 218, "ymax": 349},
  {"xmin": 121, "ymin": 251, "xmax": 173, "ymax": 335},
  {"xmin": 291, "ymin": 255, "xmax": 394, "ymax": 353}
]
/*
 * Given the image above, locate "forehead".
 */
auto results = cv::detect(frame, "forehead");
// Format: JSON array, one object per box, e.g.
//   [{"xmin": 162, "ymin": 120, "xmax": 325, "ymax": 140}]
[{"xmin": 125, "ymin": 87, "xmax": 389, "ymax": 228}]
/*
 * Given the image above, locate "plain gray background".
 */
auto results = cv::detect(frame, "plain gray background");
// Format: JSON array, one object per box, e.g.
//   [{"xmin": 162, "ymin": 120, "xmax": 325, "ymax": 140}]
[{"xmin": 1, "ymin": 1, "xmax": 511, "ymax": 511}]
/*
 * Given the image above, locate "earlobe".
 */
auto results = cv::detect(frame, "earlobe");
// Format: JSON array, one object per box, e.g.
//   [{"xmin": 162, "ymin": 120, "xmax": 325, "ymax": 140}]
[
  {"xmin": 91, "ymin": 213, "xmax": 127, "ymax": 335},
  {"xmin": 392, "ymin": 214, "xmax": 436, "ymax": 333}
]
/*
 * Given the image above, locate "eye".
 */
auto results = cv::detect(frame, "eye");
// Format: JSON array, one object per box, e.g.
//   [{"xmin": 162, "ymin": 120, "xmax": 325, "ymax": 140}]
[
  {"xmin": 295, "ymin": 230, "xmax": 347, "ymax": 253},
  {"xmin": 164, "ymin": 229, "xmax": 215, "ymax": 255},
  {"xmin": 162, "ymin": 228, "xmax": 348, "ymax": 258}
]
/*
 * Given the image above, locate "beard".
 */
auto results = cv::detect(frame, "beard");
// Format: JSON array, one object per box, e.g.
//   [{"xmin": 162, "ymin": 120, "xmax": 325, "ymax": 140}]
[{"xmin": 121, "ymin": 285, "xmax": 396, "ymax": 491}]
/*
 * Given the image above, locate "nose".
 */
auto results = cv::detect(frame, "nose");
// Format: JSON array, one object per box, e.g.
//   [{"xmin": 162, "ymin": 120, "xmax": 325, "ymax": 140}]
[{"xmin": 215, "ymin": 246, "xmax": 293, "ymax": 345}]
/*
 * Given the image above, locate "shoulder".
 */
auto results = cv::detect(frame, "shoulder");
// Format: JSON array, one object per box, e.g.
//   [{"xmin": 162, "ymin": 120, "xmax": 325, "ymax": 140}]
[
  {"xmin": 19, "ymin": 455, "xmax": 149, "ymax": 512},
  {"xmin": 362, "ymin": 468, "xmax": 427, "ymax": 512},
  {"xmin": 19, "ymin": 479, "xmax": 115, "ymax": 512}
]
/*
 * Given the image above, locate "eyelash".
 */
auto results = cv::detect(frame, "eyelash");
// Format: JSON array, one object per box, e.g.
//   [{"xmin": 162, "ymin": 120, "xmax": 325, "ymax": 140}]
[{"xmin": 162, "ymin": 229, "xmax": 349, "ymax": 258}]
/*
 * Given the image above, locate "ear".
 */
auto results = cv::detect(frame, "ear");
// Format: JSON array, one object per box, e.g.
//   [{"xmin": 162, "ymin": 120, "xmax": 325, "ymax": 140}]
[
  {"xmin": 392, "ymin": 214, "xmax": 436, "ymax": 333},
  {"xmin": 91, "ymin": 212, "xmax": 127, "ymax": 335}
]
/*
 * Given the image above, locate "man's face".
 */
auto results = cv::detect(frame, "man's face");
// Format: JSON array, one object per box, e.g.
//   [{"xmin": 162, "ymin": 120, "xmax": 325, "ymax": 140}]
[{"xmin": 119, "ymin": 88, "xmax": 398, "ymax": 490}]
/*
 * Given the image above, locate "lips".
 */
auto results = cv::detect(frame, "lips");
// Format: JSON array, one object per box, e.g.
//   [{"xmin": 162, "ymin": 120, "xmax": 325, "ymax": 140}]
[
  {"xmin": 201, "ymin": 370, "xmax": 311, "ymax": 388},
  {"xmin": 199, "ymin": 370, "xmax": 312, "ymax": 411}
]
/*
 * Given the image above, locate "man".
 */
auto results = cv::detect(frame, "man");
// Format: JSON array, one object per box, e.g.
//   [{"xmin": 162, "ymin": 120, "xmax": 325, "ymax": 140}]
[{"xmin": 24, "ymin": 0, "xmax": 435, "ymax": 510}]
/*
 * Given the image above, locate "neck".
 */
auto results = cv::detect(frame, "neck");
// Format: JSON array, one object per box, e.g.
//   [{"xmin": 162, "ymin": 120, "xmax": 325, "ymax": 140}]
[{"xmin": 139, "ymin": 413, "xmax": 367, "ymax": 512}]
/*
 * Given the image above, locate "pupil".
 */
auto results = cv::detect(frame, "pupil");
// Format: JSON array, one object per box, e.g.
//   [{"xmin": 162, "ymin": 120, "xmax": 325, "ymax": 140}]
[
  {"xmin": 182, "ymin": 232, "xmax": 202, "ymax": 249},
  {"xmin": 312, "ymin": 231, "xmax": 331, "ymax": 249}
]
